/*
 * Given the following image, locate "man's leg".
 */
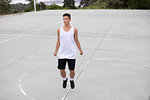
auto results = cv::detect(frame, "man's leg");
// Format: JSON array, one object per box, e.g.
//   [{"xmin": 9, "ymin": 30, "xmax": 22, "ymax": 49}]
[
  {"xmin": 60, "ymin": 69, "xmax": 68, "ymax": 88},
  {"xmin": 60, "ymin": 69, "xmax": 66, "ymax": 78},
  {"xmin": 70, "ymin": 70, "xmax": 75, "ymax": 79},
  {"xmin": 58, "ymin": 59, "xmax": 68, "ymax": 88},
  {"xmin": 69, "ymin": 70, "xmax": 75, "ymax": 89},
  {"xmin": 68, "ymin": 59, "xmax": 76, "ymax": 89}
]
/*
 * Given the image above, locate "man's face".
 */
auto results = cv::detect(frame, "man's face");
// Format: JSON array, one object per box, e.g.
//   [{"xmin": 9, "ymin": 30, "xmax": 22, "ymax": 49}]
[{"xmin": 63, "ymin": 16, "xmax": 71, "ymax": 25}]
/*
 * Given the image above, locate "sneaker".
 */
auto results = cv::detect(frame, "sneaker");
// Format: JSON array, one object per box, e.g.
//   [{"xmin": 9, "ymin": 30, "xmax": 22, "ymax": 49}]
[
  {"xmin": 70, "ymin": 80, "xmax": 75, "ymax": 89},
  {"xmin": 63, "ymin": 78, "xmax": 68, "ymax": 88}
]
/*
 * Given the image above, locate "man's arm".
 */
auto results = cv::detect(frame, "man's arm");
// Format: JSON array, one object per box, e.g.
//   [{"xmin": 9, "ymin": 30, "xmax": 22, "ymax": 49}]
[
  {"xmin": 54, "ymin": 28, "xmax": 60, "ymax": 56},
  {"xmin": 74, "ymin": 28, "xmax": 83, "ymax": 55}
]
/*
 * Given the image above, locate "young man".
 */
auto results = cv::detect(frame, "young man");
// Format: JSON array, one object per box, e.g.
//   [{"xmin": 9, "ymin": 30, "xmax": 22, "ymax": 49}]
[{"xmin": 54, "ymin": 13, "xmax": 83, "ymax": 89}]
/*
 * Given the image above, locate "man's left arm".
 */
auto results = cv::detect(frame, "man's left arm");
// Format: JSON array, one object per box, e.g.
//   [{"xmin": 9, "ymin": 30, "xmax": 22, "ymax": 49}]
[{"xmin": 74, "ymin": 28, "xmax": 83, "ymax": 55}]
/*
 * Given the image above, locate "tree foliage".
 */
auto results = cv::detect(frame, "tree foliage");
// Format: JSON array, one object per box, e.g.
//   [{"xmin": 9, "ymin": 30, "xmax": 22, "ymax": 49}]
[
  {"xmin": 63, "ymin": 0, "xmax": 76, "ymax": 9},
  {"xmin": 127, "ymin": 0, "xmax": 150, "ymax": 9},
  {"xmin": 79, "ymin": 0, "xmax": 150, "ymax": 9},
  {"xmin": 79, "ymin": 0, "xmax": 91, "ymax": 7},
  {"xmin": 36, "ymin": 2, "xmax": 46, "ymax": 11},
  {"xmin": 0, "ymin": 0, "xmax": 11, "ymax": 15},
  {"xmin": 47, "ymin": 4, "xmax": 66, "ymax": 10},
  {"xmin": 10, "ymin": 3, "xmax": 30, "ymax": 13}
]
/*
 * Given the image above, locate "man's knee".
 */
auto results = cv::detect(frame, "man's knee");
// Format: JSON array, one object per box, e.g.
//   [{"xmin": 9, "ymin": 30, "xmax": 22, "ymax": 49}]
[
  {"xmin": 70, "ymin": 70, "xmax": 75, "ymax": 73},
  {"xmin": 60, "ymin": 69, "xmax": 65, "ymax": 73}
]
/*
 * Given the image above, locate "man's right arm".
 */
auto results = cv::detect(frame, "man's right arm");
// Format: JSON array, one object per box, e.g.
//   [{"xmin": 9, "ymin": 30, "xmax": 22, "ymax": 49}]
[{"xmin": 54, "ymin": 28, "xmax": 60, "ymax": 56}]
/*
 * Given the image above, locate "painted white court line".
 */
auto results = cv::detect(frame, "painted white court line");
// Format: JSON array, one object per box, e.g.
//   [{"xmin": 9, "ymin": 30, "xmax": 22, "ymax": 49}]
[
  {"xmin": 0, "ymin": 34, "xmax": 56, "ymax": 37},
  {"xmin": 1, "ymin": 46, "xmax": 42, "ymax": 69},
  {"xmin": 0, "ymin": 33, "xmax": 20, "ymax": 35},
  {"xmin": 0, "ymin": 18, "xmax": 60, "ymax": 31},
  {"xmin": 92, "ymin": 58, "xmax": 113, "ymax": 61},
  {"xmin": 4, "ymin": 32, "xmax": 148, "ymax": 40},
  {"xmin": 80, "ymin": 37, "xmax": 122, "ymax": 40},
  {"xmin": 0, "ymin": 34, "xmax": 24, "ymax": 44},
  {"xmin": 93, "ymin": 58, "xmax": 150, "ymax": 69},
  {"xmin": 61, "ymin": 59, "xmax": 90, "ymax": 100},
  {"xmin": 0, "ymin": 34, "xmax": 55, "ymax": 45},
  {"xmin": 146, "ymin": 11, "xmax": 150, "ymax": 16},
  {"xmin": 61, "ymin": 22, "xmax": 113, "ymax": 100},
  {"xmin": 37, "ymin": 21, "xmax": 60, "ymax": 30},
  {"xmin": 19, "ymin": 73, "xmax": 35, "ymax": 100},
  {"xmin": 17, "ymin": 46, "xmax": 45, "ymax": 99},
  {"xmin": 0, "ymin": 30, "xmax": 148, "ymax": 45},
  {"xmin": 80, "ymin": 31, "xmax": 150, "ymax": 36},
  {"xmin": 79, "ymin": 30, "xmax": 106, "ymax": 34},
  {"xmin": 0, "ymin": 29, "xmax": 39, "ymax": 31},
  {"xmin": 108, "ymin": 32, "xmax": 150, "ymax": 36},
  {"xmin": 0, "ymin": 34, "xmax": 120, "ymax": 41},
  {"xmin": 0, "ymin": 31, "xmax": 149, "ymax": 36},
  {"xmin": 0, "ymin": 33, "xmax": 141, "ymax": 41},
  {"xmin": 22, "ymin": 34, "xmax": 56, "ymax": 38}
]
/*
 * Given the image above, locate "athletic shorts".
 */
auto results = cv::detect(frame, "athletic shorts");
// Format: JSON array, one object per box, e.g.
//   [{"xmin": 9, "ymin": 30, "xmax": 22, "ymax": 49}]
[{"xmin": 57, "ymin": 59, "xmax": 76, "ymax": 70}]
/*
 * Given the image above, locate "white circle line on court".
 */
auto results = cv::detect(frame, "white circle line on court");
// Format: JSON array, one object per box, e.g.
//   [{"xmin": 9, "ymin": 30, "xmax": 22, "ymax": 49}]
[{"xmin": 19, "ymin": 73, "xmax": 35, "ymax": 100}]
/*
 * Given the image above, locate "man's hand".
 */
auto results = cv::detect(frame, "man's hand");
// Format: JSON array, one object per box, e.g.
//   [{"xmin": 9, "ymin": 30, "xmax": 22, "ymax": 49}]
[
  {"xmin": 80, "ymin": 50, "xmax": 83, "ymax": 55},
  {"xmin": 54, "ymin": 51, "xmax": 57, "ymax": 56}
]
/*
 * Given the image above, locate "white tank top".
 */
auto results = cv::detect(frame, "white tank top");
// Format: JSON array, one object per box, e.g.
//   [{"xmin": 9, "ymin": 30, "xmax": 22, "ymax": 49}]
[{"xmin": 57, "ymin": 26, "xmax": 77, "ymax": 59}]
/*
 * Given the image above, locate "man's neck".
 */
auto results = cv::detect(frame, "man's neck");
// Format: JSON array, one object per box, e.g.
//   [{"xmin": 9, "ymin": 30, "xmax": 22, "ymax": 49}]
[{"xmin": 64, "ymin": 24, "xmax": 71, "ymax": 29}]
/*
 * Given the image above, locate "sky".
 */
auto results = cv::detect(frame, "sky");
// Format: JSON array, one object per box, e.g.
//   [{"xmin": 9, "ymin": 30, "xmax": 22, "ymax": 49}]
[{"xmin": 10, "ymin": 0, "xmax": 81, "ymax": 6}]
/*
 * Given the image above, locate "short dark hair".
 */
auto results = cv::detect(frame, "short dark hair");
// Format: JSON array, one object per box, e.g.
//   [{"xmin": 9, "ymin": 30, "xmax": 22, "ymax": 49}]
[{"xmin": 63, "ymin": 13, "xmax": 71, "ymax": 19}]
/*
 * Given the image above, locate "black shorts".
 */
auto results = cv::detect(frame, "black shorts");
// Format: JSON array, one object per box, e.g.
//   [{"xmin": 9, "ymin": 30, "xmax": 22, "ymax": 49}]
[{"xmin": 57, "ymin": 59, "xmax": 76, "ymax": 70}]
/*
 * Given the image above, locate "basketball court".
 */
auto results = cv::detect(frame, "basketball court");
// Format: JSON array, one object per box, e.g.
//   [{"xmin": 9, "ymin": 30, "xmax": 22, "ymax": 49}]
[{"xmin": 0, "ymin": 9, "xmax": 150, "ymax": 100}]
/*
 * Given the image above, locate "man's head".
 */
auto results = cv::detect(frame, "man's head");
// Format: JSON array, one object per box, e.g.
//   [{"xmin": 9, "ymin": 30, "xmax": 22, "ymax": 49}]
[{"xmin": 63, "ymin": 13, "xmax": 71, "ymax": 26}]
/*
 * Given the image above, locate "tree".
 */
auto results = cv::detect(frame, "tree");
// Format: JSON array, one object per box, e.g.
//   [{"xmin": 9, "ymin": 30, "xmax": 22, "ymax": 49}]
[
  {"xmin": 79, "ymin": 0, "xmax": 91, "ymax": 7},
  {"xmin": 46, "ymin": 4, "xmax": 65, "ymax": 10},
  {"xmin": 0, "ymin": 0, "xmax": 11, "ymax": 14},
  {"xmin": 63, "ymin": 0, "xmax": 76, "ymax": 9},
  {"xmin": 39, "ymin": 2, "xmax": 46, "ymax": 10},
  {"xmin": 127, "ymin": 0, "xmax": 150, "ymax": 9},
  {"xmin": 107, "ymin": 0, "xmax": 124, "ymax": 9},
  {"xmin": 36, "ymin": 2, "xmax": 46, "ymax": 11},
  {"xmin": 10, "ymin": 3, "xmax": 30, "ymax": 13},
  {"xmin": 26, "ymin": 0, "xmax": 34, "ymax": 10}
]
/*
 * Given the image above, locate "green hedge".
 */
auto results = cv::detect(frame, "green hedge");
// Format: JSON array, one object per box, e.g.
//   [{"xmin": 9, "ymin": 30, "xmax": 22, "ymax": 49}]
[{"xmin": 46, "ymin": 4, "xmax": 67, "ymax": 10}]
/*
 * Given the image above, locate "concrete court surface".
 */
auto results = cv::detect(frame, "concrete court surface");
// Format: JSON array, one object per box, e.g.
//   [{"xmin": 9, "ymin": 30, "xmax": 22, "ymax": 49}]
[{"xmin": 0, "ymin": 9, "xmax": 150, "ymax": 100}]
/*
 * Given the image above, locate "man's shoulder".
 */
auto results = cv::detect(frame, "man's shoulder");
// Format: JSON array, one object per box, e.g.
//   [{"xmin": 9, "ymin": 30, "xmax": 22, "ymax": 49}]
[
  {"xmin": 73, "ymin": 27, "xmax": 77, "ymax": 30},
  {"xmin": 73, "ymin": 27, "xmax": 78, "ymax": 33},
  {"xmin": 57, "ymin": 27, "xmax": 61, "ymax": 33}
]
